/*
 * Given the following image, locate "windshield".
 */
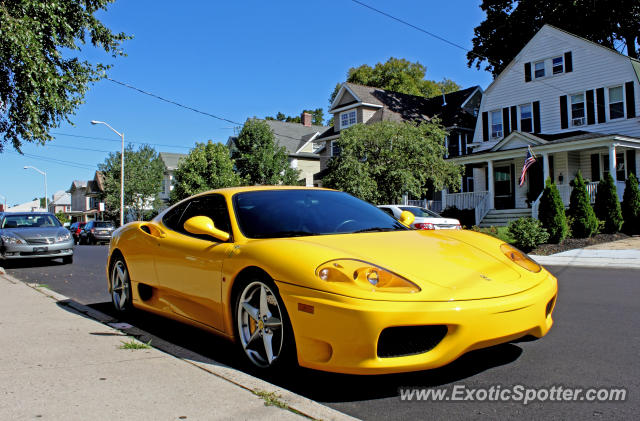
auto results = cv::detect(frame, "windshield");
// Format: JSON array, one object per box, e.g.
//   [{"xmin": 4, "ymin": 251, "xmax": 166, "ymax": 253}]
[
  {"xmin": 1, "ymin": 214, "xmax": 62, "ymax": 229},
  {"xmin": 233, "ymin": 190, "xmax": 407, "ymax": 238},
  {"xmin": 94, "ymin": 221, "xmax": 114, "ymax": 228},
  {"xmin": 400, "ymin": 206, "xmax": 441, "ymax": 218}
]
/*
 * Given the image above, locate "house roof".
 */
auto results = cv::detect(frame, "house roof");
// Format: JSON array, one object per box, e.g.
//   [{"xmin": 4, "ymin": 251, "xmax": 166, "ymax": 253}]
[
  {"xmin": 50, "ymin": 191, "xmax": 71, "ymax": 206},
  {"xmin": 329, "ymin": 83, "xmax": 480, "ymax": 129},
  {"xmin": 159, "ymin": 152, "xmax": 187, "ymax": 171},
  {"xmin": 229, "ymin": 119, "xmax": 328, "ymax": 156}
]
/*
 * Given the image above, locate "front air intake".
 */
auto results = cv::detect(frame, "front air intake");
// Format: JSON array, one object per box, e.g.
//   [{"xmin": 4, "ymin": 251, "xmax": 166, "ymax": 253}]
[{"xmin": 377, "ymin": 325, "xmax": 448, "ymax": 358}]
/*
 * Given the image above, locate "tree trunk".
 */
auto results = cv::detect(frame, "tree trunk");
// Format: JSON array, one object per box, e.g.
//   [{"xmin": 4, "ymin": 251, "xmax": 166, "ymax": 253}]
[{"xmin": 625, "ymin": 34, "xmax": 638, "ymax": 59}]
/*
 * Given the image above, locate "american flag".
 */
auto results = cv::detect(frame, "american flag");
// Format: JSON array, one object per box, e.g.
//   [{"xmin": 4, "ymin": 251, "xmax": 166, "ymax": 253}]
[{"xmin": 519, "ymin": 146, "xmax": 536, "ymax": 186}]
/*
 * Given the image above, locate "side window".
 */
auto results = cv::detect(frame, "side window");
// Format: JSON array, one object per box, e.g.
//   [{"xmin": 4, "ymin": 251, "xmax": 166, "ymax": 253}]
[{"xmin": 163, "ymin": 195, "xmax": 232, "ymax": 242}]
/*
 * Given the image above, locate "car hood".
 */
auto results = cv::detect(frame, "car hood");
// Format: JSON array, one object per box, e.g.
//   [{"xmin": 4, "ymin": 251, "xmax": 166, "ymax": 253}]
[
  {"xmin": 2, "ymin": 227, "xmax": 67, "ymax": 240},
  {"xmin": 250, "ymin": 230, "xmax": 543, "ymax": 302}
]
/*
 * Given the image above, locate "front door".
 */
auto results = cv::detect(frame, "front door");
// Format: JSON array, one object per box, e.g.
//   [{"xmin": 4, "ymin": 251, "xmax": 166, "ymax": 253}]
[{"xmin": 494, "ymin": 164, "xmax": 515, "ymax": 209}]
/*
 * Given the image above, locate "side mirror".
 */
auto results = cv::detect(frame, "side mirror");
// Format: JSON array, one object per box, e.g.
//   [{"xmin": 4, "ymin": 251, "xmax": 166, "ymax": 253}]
[
  {"xmin": 183, "ymin": 216, "xmax": 230, "ymax": 242},
  {"xmin": 398, "ymin": 210, "xmax": 415, "ymax": 228}
]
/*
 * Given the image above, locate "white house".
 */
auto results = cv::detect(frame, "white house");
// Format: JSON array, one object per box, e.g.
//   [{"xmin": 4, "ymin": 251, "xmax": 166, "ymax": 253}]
[
  {"xmin": 159, "ymin": 152, "xmax": 186, "ymax": 203},
  {"xmin": 446, "ymin": 25, "xmax": 640, "ymax": 226}
]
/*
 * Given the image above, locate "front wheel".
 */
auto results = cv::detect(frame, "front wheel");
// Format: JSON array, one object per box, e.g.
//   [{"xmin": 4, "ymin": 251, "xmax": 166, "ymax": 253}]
[
  {"xmin": 234, "ymin": 279, "xmax": 294, "ymax": 371},
  {"xmin": 110, "ymin": 257, "xmax": 133, "ymax": 313}
]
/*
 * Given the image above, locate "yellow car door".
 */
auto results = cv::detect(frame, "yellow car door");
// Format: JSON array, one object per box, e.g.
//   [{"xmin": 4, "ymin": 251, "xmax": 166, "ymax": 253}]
[{"xmin": 152, "ymin": 194, "xmax": 234, "ymax": 332}]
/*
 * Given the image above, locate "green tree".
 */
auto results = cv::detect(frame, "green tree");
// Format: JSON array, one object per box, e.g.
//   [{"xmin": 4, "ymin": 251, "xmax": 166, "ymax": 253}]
[
  {"xmin": 594, "ymin": 172, "xmax": 623, "ymax": 234},
  {"xmin": 621, "ymin": 172, "xmax": 640, "ymax": 234},
  {"xmin": 0, "ymin": 0, "xmax": 130, "ymax": 152},
  {"xmin": 468, "ymin": 0, "xmax": 640, "ymax": 77},
  {"xmin": 170, "ymin": 141, "xmax": 243, "ymax": 203},
  {"xmin": 538, "ymin": 179, "xmax": 568, "ymax": 243},
  {"xmin": 329, "ymin": 57, "xmax": 461, "ymax": 104},
  {"xmin": 265, "ymin": 108, "xmax": 324, "ymax": 125},
  {"xmin": 55, "ymin": 211, "xmax": 70, "ymax": 224},
  {"xmin": 233, "ymin": 119, "xmax": 300, "ymax": 185},
  {"xmin": 568, "ymin": 171, "xmax": 598, "ymax": 238},
  {"xmin": 323, "ymin": 120, "xmax": 462, "ymax": 204},
  {"xmin": 98, "ymin": 144, "xmax": 164, "ymax": 223}
]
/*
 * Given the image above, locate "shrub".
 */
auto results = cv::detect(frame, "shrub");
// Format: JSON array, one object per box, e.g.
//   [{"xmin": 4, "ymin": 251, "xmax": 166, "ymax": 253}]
[
  {"xmin": 440, "ymin": 206, "xmax": 475, "ymax": 228},
  {"xmin": 622, "ymin": 172, "xmax": 640, "ymax": 235},
  {"xmin": 594, "ymin": 172, "xmax": 623, "ymax": 233},
  {"xmin": 538, "ymin": 179, "xmax": 568, "ymax": 243},
  {"xmin": 507, "ymin": 217, "xmax": 550, "ymax": 252},
  {"xmin": 567, "ymin": 171, "xmax": 598, "ymax": 238}
]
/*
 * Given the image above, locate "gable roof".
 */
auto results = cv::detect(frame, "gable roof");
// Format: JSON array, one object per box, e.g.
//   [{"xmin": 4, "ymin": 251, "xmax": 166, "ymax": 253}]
[
  {"xmin": 330, "ymin": 82, "xmax": 481, "ymax": 128},
  {"xmin": 159, "ymin": 152, "xmax": 187, "ymax": 171}
]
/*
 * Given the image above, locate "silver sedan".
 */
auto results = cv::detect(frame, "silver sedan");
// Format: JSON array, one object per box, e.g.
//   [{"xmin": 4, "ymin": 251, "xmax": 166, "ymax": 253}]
[{"xmin": 0, "ymin": 212, "xmax": 74, "ymax": 264}]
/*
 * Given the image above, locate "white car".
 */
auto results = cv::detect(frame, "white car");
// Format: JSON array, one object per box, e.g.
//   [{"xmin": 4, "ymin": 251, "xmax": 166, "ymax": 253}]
[{"xmin": 378, "ymin": 205, "xmax": 461, "ymax": 230}]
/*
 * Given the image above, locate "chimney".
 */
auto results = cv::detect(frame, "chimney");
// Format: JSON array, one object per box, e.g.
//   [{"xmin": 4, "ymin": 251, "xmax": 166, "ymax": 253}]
[{"xmin": 302, "ymin": 112, "xmax": 312, "ymax": 127}]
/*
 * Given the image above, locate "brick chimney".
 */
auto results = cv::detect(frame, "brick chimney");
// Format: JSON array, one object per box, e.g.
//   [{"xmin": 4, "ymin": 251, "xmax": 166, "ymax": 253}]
[{"xmin": 301, "ymin": 112, "xmax": 312, "ymax": 127}]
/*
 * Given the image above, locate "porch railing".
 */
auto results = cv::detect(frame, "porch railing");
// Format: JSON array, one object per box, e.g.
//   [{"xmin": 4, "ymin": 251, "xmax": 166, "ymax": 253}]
[
  {"xmin": 474, "ymin": 192, "xmax": 491, "ymax": 226},
  {"xmin": 444, "ymin": 191, "xmax": 490, "ymax": 210},
  {"xmin": 407, "ymin": 199, "xmax": 443, "ymax": 212}
]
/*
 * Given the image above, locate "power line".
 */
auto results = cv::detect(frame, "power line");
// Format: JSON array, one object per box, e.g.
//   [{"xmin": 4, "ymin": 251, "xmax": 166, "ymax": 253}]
[
  {"xmin": 51, "ymin": 131, "xmax": 193, "ymax": 151},
  {"xmin": 349, "ymin": 0, "xmax": 576, "ymax": 97},
  {"xmin": 7, "ymin": 151, "xmax": 97, "ymax": 170}
]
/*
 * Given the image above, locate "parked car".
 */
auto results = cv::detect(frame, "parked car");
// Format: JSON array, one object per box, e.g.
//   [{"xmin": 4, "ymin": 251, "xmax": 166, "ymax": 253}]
[
  {"xmin": 68, "ymin": 222, "xmax": 87, "ymax": 245},
  {"xmin": 106, "ymin": 186, "xmax": 557, "ymax": 375},
  {"xmin": 80, "ymin": 220, "xmax": 115, "ymax": 245},
  {"xmin": 378, "ymin": 205, "xmax": 461, "ymax": 230},
  {"xmin": 0, "ymin": 212, "xmax": 74, "ymax": 264}
]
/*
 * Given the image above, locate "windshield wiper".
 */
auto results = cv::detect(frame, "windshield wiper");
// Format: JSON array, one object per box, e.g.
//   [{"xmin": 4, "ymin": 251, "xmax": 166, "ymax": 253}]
[{"xmin": 353, "ymin": 227, "xmax": 397, "ymax": 233}]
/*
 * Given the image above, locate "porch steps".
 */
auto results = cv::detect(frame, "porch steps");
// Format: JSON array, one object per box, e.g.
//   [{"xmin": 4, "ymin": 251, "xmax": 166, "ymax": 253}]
[{"xmin": 479, "ymin": 209, "xmax": 532, "ymax": 227}]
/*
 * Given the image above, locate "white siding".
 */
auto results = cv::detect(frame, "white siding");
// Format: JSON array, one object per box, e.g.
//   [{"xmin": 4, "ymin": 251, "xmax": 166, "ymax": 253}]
[
  {"xmin": 473, "ymin": 167, "xmax": 486, "ymax": 191},
  {"xmin": 553, "ymin": 152, "xmax": 568, "ymax": 185},
  {"xmin": 473, "ymin": 25, "xmax": 640, "ymax": 146}
]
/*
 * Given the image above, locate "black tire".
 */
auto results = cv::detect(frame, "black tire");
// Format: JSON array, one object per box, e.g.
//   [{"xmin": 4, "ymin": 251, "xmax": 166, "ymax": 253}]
[
  {"xmin": 90, "ymin": 236, "xmax": 96, "ymax": 245},
  {"xmin": 62, "ymin": 255, "xmax": 73, "ymax": 265},
  {"xmin": 233, "ymin": 275, "xmax": 296, "ymax": 372},
  {"xmin": 110, "ymin": 255, "xmax": 133, "ymax": 313}
]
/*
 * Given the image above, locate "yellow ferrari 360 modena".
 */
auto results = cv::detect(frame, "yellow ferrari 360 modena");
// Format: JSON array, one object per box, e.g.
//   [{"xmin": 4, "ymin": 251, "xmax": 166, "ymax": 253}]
[{"xmin": 106, "ymin": 186, "xmax": 557, "ymax": 375}]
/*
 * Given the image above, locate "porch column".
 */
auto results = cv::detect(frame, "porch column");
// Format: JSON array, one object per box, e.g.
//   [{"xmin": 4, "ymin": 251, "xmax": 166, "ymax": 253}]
[
  {"xmin": 542, "ymin": 153, "xmax": 550, "ymax": 183},
  {"xmin": 441, "ymin": 188, "xmax": 447, "ymax": 209},
  {"xmin": 487, "ymin": 160, "xmax": 495, "ymax": 209},
  {"xmin": 609, "ymin": 144, "xmax": 617, "ymax": 183}
]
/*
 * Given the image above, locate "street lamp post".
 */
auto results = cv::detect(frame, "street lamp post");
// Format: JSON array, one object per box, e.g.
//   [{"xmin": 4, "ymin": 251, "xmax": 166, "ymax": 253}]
[
  {"xmin": 91, "ymin": 120, "xmax": 125, "ymax": 226},
  {"xmin": 24, "ymin": 166, "xmax": 47, "ymax": 211}
]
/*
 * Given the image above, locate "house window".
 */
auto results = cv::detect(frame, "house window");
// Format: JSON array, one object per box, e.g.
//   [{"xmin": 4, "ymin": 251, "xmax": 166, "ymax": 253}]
[
  {"xmin": 331, "ymin": 140, "xmax": 341, "ymax": 157},
  {"xmin": 602, "ymin": 153, "xmax": 626, "ymax": 180},
  {"xmin": 552, "ymin": 56, "xmax": 564, "ymax": 74},
  {"xmin": 490, "ymin": 110, "xmax": 503, "ymax": 139},
  {"xmin": 519, "ymin": 104, "xmax": 533, "ymax": 132},
  {"xmin": 608, "ymin": 86, "xmax": 624, "ymax": 119},
  {"xmin": 340, "ymin": 110, "xmax": 356, "ymax": 129},
  {"xmin": 534, "ymin": 61, "xmax": 545, "ymax": 78},
  {"xmin": 571, "ymin": 93, "xmax": 585, "ymax": 126}
]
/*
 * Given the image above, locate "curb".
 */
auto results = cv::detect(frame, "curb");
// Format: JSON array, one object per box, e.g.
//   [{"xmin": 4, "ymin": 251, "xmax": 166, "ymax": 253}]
[{"xmin": 0, "ymin": 271, "xmax": 357, "ymax": 421}]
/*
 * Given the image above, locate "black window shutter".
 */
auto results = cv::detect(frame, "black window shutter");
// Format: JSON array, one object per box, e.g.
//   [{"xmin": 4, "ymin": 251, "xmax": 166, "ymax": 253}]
[
  {"xmin": 524, "ymin": 62, "xmax": 532, "ymax": 82},
  {"xmin": 510, "ymin": 106, "xmax": 518, "ymax": 131},
  {"xmin": 625, "ymin": 81, "xmax": 636, "ymax": 118},
  {"xmin": 482, "ymin": 111, "xmax": 488, "ymax": 142},
  {"xmin": 564, "ymin": 51, "xmax": 573, "ymax": 72},
  {"xmin": 596, "ymin": 88, "xmax": 606, "ymax": 123},
  {"xmin": 461, "ymin": 132, "xmax": 467, "ymax": 155},
  {"xmin": 559, "ymin": 96, "xmax": 568, "ymax": 129},
  {"xmin": 590, "ymin": 154, "xmax": 600, "ymax": 182},
  {"xmin": 533, "ymin": 101, "xmax": 541, "ymax": 133},
  {"xmin": 627, "ymin": 150, "xmax": 637, "ymax": 177},
  {"xmin": 502, "ymin": 107, "xmax": 510, "ymax": 136},
  {"xmin": 586, "ymin": 89, "xmax": 595, "ymax": 124}
]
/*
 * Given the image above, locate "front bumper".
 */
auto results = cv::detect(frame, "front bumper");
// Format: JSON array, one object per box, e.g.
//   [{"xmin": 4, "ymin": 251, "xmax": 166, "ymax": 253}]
[
  {"xmin": 1, "ymin": 240, "xmax": 74, "ymax": 260},
  {"xmin": 277, "ymin": 273, "xmax": 557, "ymax": 375}
]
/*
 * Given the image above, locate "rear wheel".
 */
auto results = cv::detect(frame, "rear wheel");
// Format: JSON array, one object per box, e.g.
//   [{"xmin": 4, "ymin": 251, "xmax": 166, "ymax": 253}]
[
  {"xmin": 234, "ymin": 278, "xmax": 294, "ymax": 371},
  {"xmin": 110, "ymin": 257, "xmax": 133, "ymax": 313}
]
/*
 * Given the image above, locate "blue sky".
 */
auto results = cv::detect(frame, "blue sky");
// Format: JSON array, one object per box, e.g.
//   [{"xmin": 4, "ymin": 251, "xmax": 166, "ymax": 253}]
[{"xmin": 1, "ymin": 0, "xmax": 493, "ymax": 206}]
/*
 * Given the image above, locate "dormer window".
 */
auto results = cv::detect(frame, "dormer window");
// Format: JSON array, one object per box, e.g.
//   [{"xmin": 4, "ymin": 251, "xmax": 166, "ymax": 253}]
[
  {"xmin": 340, "ymin": 110, "xmax": 356, "ymax": 129},
  {"xmin": 552, "ymin": 56, "xmax": 564, "ymax": 74}
]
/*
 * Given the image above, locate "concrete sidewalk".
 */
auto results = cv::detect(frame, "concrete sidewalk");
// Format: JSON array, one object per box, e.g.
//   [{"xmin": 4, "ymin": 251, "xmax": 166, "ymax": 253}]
[
  {"xmin": 0, "ymin": 271, "xmax": 355, "ymax": 421},
  {"xmin": 530, "ymin": 236, "xmax": 640, "ymax": 269}
]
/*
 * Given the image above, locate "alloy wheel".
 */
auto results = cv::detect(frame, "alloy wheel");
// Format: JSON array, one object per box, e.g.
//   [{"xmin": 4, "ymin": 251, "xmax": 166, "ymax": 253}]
[
  {"xmin": 111, "ymin": 260, "xmax": 131, "ymax": 312},
  {"xmin": 236, "ymin": 281, "xmax": 284, "ymax": 368}
]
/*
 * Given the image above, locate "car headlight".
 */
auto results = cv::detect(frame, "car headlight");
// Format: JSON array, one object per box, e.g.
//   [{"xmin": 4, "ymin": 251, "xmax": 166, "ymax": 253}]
[
  {"xmin": 316, "ymin": 259, "xmax": 421, "ymax": 293},
  {"xmin": 500, "ymin": 243, "xmax": 542, "ymax": 273},
  {"xmin": 1, "ymin": 233, "xmax": 25, "ymax": 245},
  {"xmin": 56, "ymin": 231, "xmax": 72, "ymax": 242}
]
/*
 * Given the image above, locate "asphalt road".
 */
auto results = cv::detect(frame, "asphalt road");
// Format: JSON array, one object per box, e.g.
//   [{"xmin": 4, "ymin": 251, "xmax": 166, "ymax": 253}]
[{"xmin": 4, "ymin": 247, "xmax": 639, "ymax": 420}]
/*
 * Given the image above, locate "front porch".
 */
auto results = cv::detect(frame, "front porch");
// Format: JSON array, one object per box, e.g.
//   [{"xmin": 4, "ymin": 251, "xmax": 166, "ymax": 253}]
[{"xmin": 441, "ymin": 131, "xmax": 640, "ymax": 226}]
